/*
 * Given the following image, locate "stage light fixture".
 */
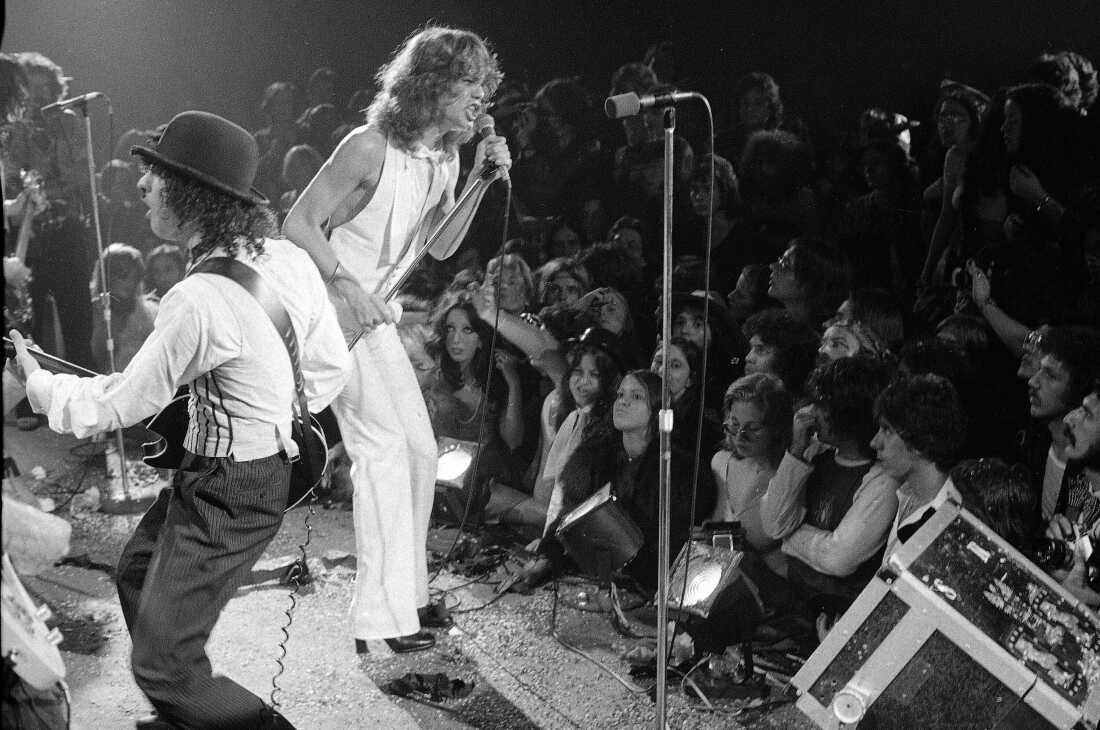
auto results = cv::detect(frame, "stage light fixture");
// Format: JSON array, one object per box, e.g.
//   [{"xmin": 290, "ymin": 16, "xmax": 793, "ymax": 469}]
[{"xmin": 665, "ymin": 528, "xmax": 745, "ymax": 619}]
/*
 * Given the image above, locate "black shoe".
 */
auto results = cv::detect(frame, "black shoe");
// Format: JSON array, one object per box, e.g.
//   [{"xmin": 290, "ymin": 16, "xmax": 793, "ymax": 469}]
[
  {"xmin": 135, "ymin": 714, "xmax": 177, "ymax": 729},
  {"xmin": 417, "ymin": 602, "xmax": 454, "ymax": 629},
  {"xmin": 384, "ymin": 631, "xmax": 436, "ymax": 654}
]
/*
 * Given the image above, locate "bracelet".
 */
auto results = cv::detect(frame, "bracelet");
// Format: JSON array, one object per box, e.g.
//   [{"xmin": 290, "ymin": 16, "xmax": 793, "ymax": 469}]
[
  {"xmin": 1035, "ymin": 194, "xmax": 1054, "ymax": 215},
  {"xmin": 325, "ymin": 261, "xmax": 342, "ymax": 285}
]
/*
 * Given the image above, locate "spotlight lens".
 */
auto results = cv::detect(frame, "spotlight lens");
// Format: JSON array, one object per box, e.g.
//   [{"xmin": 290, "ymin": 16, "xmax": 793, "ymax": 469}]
[
  {"xmin": 437, "ymin": 449, "xmax": 473, "ymax": 481},
  {"xmin": 684, "ymin": 562, "xmax": 722, "ymax": 606}
]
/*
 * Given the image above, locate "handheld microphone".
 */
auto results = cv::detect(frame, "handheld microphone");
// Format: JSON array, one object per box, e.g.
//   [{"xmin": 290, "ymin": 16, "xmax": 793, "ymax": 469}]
[
  {"xmin": 604, "ymin": 90, "xmax": 698, "ymax": 119},
  {"xmin": 475, "ymin": 113, "xmax": 509, "ymax": 183},
  {"xmin": 40, "ymin": 92, "xmax": 106, "ymax": 113}
]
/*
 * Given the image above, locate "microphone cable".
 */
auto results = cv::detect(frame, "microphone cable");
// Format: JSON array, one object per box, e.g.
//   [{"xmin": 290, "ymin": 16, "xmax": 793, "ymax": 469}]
[{"xmin": 429, "ymin": 162, "xmax": 514, "ymax": 586}]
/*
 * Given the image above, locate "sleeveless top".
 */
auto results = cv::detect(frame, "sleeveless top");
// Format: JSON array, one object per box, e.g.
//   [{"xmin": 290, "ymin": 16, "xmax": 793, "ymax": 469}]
[{"xmin": 328, "ymin": 136, "xmax": 458, "ymax": 294}]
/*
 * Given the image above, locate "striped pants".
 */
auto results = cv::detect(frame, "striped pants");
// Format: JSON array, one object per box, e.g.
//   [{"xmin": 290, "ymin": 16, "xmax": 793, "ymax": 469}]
[{"xmin": 115, "ymin": 451, "xmax": 295, "ymax": 729}]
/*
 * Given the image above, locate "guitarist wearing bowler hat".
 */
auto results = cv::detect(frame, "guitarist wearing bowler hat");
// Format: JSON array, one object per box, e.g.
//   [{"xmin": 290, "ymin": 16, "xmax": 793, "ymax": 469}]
[{"xmin": 8, "ymin": 110, "xmax": 350, "ymax": 729}]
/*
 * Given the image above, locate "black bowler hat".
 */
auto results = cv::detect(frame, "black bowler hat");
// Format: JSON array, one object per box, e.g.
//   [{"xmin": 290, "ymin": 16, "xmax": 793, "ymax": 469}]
[{"xmin": 131, "ymin": 110, "xmax": 268, "ymax": 205}]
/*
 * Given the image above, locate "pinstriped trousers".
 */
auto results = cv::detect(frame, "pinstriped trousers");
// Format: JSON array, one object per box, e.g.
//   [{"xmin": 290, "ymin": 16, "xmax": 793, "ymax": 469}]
[
  {"xmin": 115, "ymin": 451, "xmax": 294, "ymax": 729},
  {"xmin": 332, "ymin": 323, "xmax": 437, "ymax": 640}
]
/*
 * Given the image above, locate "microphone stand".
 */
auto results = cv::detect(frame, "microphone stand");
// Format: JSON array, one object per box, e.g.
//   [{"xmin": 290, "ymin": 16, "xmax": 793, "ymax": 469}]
[
  {"xmin": 655, "ymin": 106, "xmax": 675, "ymax": 729},
  {"xmin": 76, "ymin": 97, "xmax": 131, "ymax": 502}
]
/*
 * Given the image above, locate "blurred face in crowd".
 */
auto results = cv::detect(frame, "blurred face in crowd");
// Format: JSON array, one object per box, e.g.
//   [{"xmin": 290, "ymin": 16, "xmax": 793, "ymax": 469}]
[
  {"xmin": 689, "ymin": 178, "xmax": 723, "ymax": 218},
  {"xmin": 444, "ymin": 308, "xmax": 481, "ymax": 367},
  {"xmin": 819, "ymin": 323, "xmax": 861, "ymax": 363},
  {"xmin": 651, "ymin": 343, "xmax": 692, "ymax": 401},
  {"xmin": 568, "ymin": 353, "xmax": 602, "ymax": 409},
  {"xmin": 744, "ymin": 335, "xmax": 777, "ymax": 376},
  {"xmin": 1027, "ymin": 353, "xmax": 1072, "ymax": 419},
  {"xmin": 1001, "ymin": 99, "xmax": 1024, "ymax": 155},
  {"xmin": 936, "ymin": 99, "xmax": 972, "ymax": 147},
  {"xmin": 672, "ymin": 306, "xmax": 710, "ymax": 350},
  {"xmin": 591, "ymin": 289, "xmax": 628, "ymax": 335},
  {"xmin": 613, "ymin": 373, "xmax": 652, "ymax": 436},
  {"xmin": 768, "ymin": 247, "xmax": 801, "ymax": 303},
  {"xmin": 724, "ymin": 400, "xmax": 769, "ymax": 460},
  {"xmin": 870, "ymin": 418, "xmax": 920, "ymax": 482},
  {"xmin": 611, "ymin": 226, "xmax": 646, "ymax": 270},
  {"xmin": 549, "ymin": 225, "xmax": 581, "ymax": 259},
  {"xmin": 727, "ymin": 268, "xmax": 759, "ymax": 321},
  {"xmin": 107, "ymin": 262, "xmax": 143, "ymax": 302},
  {"xmin": 1063, "ymin": 391, "xmax": 1100, "ymax": 463},
  {"xmin": 404, "ymin": 336, "xmax": 439, "ymax": 388},
  {"xmin": 862, "ymin": 148, "xmax": 894, "ymax": 191},
  {"xmin": 544, "ymin": 271, "xmax": 585, "ymax": 307},
  {"xmin": 739, "ymin": 88, "xmax": 771, "ymax": 129},
  {"xmin": 493, "ymin": 264, "xmax": 529, "ymax": 313},
  {"xmin": 148, "ymin": 255, "xmax": 184, "ymax": 297}
]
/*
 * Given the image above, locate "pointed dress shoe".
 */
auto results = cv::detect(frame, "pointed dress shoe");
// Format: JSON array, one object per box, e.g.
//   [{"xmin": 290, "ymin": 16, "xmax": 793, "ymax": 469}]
[{"xmin": 356, "ymin": 631, "xmax": 436, "ymax": 654}]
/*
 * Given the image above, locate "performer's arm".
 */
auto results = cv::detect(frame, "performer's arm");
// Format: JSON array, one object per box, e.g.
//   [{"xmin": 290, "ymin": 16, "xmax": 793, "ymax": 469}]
[
  {"xmin": 283, "ymin": 127, "xmax": 395, "ymax": 328},
  {"xmin": 10, "ymin": 282, "xmax": 232, "ymax": 437},
  {"xmin": 424, "ymin": 133, "xmax": 512, "ymax": 261}
]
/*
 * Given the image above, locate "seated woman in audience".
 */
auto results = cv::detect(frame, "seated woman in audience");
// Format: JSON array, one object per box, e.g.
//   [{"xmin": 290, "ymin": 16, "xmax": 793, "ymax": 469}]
[
  {"xmin": 709, "ymin": 373, "xmax": 793, "ymax": 572},
  {"xmin": 90, "ymin": 243, "xmax": 157, "ymax": 373},
  {"xmin": 544, "ymin": 215, "xmax": 585, "ymax": 261},
  {"xmin": 759, "ymin": 356, "xmax": 898, "ymax": 609},
  {"xmin": 425, "ymin": 293, "xmax": 527, "ymax": 506},
  {"xmin": 741, "ymin": 308, "xmax": 820, "ymax": 397},
  {"xmin": 767, "ymin": 237, "xmax": 851, "ymax": 328},
  {"xmin": 556, "ymin": 370, "xmax": 715, "ymax": 591},
  {"xmin": 650, "ymin": 336, "xmax": 722, "ymax": 455},
  {"xmin": 143, "ymin": 243, "xmax": 186, "ymax": 301}
]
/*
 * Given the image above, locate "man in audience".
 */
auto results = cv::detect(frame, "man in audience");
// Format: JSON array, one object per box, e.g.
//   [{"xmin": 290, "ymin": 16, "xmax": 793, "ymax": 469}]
[
  {"xmin": 1046, "ymin": 379, "xmax": 1099, "ymax": 608},
  {"xmin": 871, "ymin": 374, "xmax": 968, "ymax": 561},
  {"xmin": 1023, "ymin": 326, "xmax": 1100, "ymax": 521}
]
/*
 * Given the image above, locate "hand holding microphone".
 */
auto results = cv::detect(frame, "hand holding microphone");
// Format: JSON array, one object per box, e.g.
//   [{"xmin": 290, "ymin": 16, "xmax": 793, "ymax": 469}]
[{"xmin": 474, "ymin": 113, "xmax": 511, "ymax": 183}]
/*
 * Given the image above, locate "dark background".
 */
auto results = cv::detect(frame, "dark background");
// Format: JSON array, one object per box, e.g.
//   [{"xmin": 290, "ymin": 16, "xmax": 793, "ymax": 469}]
[{"xmin": 4, "ymin": 0, "xmax": 1099, "ymax": 162}]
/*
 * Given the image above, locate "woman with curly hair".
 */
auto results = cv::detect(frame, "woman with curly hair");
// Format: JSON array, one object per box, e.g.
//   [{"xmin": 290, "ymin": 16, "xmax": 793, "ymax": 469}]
[{"xmin": 284, "ymin": 25, "xmax": 512, "ymax": 654}]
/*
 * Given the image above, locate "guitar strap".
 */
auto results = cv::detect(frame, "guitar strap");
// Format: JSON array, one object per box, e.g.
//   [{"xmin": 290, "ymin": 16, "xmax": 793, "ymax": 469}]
[{"xmin": 191, "ymin": 257, "xmax": 313, "ymax": 479}]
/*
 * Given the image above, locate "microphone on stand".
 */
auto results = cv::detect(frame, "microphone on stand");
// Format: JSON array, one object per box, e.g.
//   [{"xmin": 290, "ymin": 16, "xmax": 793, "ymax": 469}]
[
  {"xmin": 604, "ymin": 90, "xmax": 699, "ymax": 119},
  {"xmin": 474, "ymin": 113, "xmax": 509, "ymax": 183},
  {"xmin": 40, "ymin": 92, "xmax": 107, "ymax": 114}
]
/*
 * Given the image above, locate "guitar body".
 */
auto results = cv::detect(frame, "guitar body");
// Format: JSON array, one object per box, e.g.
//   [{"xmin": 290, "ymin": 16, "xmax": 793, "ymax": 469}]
[{"xmin": 141, "ymin": 396, "xmax": 328, "ymax": 512}]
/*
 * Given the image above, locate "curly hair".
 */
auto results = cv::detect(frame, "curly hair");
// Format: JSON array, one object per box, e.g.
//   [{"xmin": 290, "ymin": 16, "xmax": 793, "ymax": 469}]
[
  {"xmin": 742, "ymin": 308, "xmax": 820, "ymax": 393},
  {"xmin": 0, "ymin": 53, "xmax": 29, "ymax": 122},
  {"xmin": 367, "ymin": 26, "xmax": 502, "ymax": 155},
  {"xmin": 722, "ymin": 372, "xmax": 793, "ymax": 466},
  {"xmin": 875, "ymin": 373, "xmax": 967, "ymax": 471},
  {"xmin": 13, "ymin": 51, "xmax": 67, "ymax": 101},
  {"xmin": 807, "ymin": 355, "xmax": 893, "ymax": 453},
  {"xmin": 951, "ymin": 458, "xmax": 1039, "ymax": 556},
  {"xmin": 149, "ymin": 161, "xmax": 275, "ymax": 260},
  {"xmin": 733, "ymin": 72, "xmax": 783, "ymax": 130}
]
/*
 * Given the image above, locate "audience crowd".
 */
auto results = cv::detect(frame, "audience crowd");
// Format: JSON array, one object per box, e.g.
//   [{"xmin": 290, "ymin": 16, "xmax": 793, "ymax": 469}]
[{"xmin": 8, "ymin": 42, "xmax": 1099, "ymax": 663}]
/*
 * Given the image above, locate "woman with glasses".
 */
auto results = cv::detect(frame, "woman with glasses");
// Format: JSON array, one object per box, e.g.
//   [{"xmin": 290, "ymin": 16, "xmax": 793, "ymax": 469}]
[{"xmin": 709, "ymin": 373, "xmax": 793, "ymax": 573}]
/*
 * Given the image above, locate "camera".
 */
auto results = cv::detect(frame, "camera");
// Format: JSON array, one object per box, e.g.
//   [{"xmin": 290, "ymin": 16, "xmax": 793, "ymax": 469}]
[{"xmin": 1035, "ymin": 538, "xmax": 1075, "ymax": 572}]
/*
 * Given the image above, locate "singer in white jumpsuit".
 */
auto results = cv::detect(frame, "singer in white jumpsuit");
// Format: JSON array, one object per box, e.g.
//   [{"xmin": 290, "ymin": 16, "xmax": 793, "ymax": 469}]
[{"xmin": 283, "ymin": 26, "xmax": 510, "ymax": 647}]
